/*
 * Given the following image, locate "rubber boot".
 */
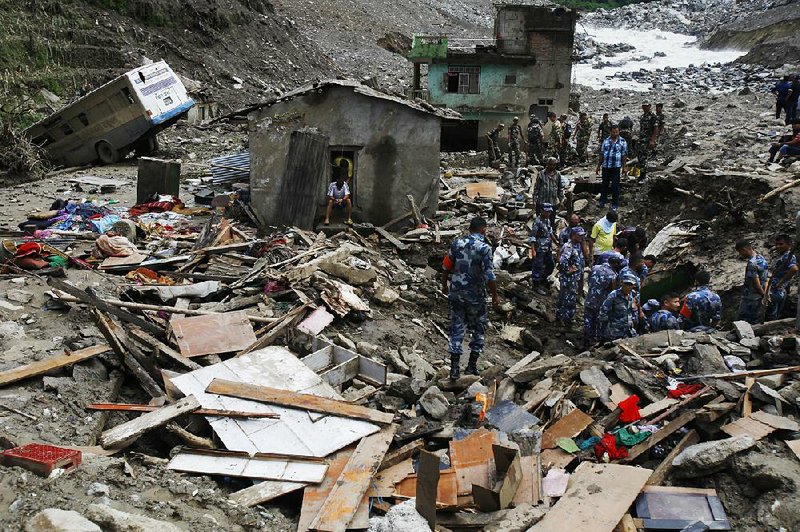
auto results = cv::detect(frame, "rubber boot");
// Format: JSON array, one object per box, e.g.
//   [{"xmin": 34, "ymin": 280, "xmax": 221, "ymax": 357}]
[
  {"xmin": 449, "ymin": 354, "xmax": 460, "ymax": 380},
  {"xmin": 465, "ymin": 353, "xmax": 480, "ymax": 376}
]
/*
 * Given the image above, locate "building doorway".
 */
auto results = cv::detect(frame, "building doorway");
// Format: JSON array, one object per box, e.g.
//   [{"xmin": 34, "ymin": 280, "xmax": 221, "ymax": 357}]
[
  {"xmin": 441, "ymin": 120, "xmax": 479, "ymax": 151},
  {"xmin": 330, "ymin": 147, "xmax": 358, "ymax": 204}
]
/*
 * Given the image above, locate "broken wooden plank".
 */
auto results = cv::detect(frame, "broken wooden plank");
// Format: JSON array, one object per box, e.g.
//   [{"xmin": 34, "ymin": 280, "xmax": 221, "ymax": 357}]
[
  {"xmin": 375, "ymin": 227, "xmax": 409, "ymax": 251},
  {"xmin": 298, "ymin": 447, "xmax": 369, "ymax": 531},
  {"xmin": 682, "ymin": 365, "xmax": 800, "ymax": 381},
  {"xmin": 394, "ymin": 468, "xmax": 458, "ymax": 507},
  {"xmin": 171, "ymin": 311, "xmax": 257, "ymax": 357},
  {"xmin": 750, "ymin": 410, "xmax": 800, "ymax": 431},
  {"xmin": 238, "ymin": 304, "xmax": 310, "ymax": 356},
  {"xmin": 541, "ymin": 409, "xmax": 594, "ymax": 449},
  {"xmin": 532, "ymin": 462, "xmax": 651, "ymax": 532},
  {"xmin": 449, "ymin": 427, "xmax": 495, "ymax": 496},
  {"xmin": 85, "ymin": 403, "xmax": 279, "ymax": 419},
  {"xmin": 721, "ymin": 416, "xmax": 776, "ymax": 440},
  {"xmin": 646, "ymin": 429, "xmax": 700, "ymax": 486},
  {"xmin": 230, "ymin": 480, "xmax": 308, "ymax": 507},
  {"xmin": 465, "ymin": 181, "xmax": 499, "ymax": 199},
  {"xmin": 638, "ymin": 397, "xmax": 679, "ymax": 418},
  {"xmin": 625, "ymin": 411, "xmax": 697, "ymax": 462},
  {"xmin": 380, "ymin": 439, "xmax": 424, "ymax": 470},
  {"xmin": 473, "ymin": 445, "xmax": 522, "ymax": 512},
  {"xmin": 206, "ymin": 379, "xmax": 394, "ymax": 425},
  {"xmin": 308, "ymin": 425, "xmax": 396, "ymax": 532},
  {"xmin": 512, "ymin": 454, "xmax": 542, "ymax": 505},
  {"xmin": 128, "ymin": 328, "xmax": 200, "ymax": 371},
  {"xmin": 100, "ymin": 395, "xmax": 201, "ymax": 450},
  {"xmin": 0, "ymin": 344, "xmax": 110, "ymax": 387},
  {"xmin": 415, "ymin": 450, "xmax": 440, "ymax": 528},
  {"xmin": 168, "ymin": 449, "xmax": 327, "ymax": 482}
]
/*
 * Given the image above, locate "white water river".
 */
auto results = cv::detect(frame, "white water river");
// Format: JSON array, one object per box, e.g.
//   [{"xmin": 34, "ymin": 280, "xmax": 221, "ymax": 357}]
[{"xmin": 573, "ymin": 24, "xmax": 747, "ymax": 91}]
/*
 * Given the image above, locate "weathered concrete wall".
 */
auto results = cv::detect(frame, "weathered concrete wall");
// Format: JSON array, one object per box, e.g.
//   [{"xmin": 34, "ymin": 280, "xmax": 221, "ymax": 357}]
[{"xmin": 249, "ymin": 86, "xmax": 441, "ymax": 227}]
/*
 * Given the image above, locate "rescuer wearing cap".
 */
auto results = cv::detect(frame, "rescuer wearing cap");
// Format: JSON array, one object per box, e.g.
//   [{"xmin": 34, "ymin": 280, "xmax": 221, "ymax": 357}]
[
  {"xmin": 527, "ymin": 115, "xmax": 545, "ymax": 165},
  {"xmin": 528, "ymin": 203, "xmax": 556, "ymax": 295},
  {"xmin": 556, "ymin": 226, "xmax": 586, "ymax": 326},
  {"xmin": 598, "ymin": 272, "xmax": 639, "ymax": 341},
  {"xmin": 584, "ymin": 252, "xmax": 623, "ymax": 348},
  {"xmin": 442, "ymin": 217, "xmax": 500, "ymax": 379}
]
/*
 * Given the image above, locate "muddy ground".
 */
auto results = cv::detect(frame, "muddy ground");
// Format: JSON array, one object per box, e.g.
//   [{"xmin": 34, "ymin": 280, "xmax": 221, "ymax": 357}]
[{"xmin": 0, "ymin": 84, "xmax": 798, "ymax": 530}]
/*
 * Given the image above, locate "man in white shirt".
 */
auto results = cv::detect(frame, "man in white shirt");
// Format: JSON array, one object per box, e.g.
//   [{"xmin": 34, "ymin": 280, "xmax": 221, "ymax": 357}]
[{"xmin": 324, "ymin": 177, "xmax": 353, "ymax": 225}]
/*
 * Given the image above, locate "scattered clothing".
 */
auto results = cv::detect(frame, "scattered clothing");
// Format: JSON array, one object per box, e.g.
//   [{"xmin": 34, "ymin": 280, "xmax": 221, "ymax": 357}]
[{"xmin": 617, "ymin": 395, "xmax": 641, "ymax": 423}]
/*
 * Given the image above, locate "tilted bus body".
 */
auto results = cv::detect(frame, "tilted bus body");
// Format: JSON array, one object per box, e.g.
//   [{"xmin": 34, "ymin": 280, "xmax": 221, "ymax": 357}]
[{"xmin": 25, "ymin": 61, "xmax": 194, "ymax": 167}]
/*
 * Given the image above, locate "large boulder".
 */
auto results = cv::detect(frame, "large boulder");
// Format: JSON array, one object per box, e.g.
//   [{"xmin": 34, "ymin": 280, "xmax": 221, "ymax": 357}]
[
  {"xmin": 26, "ymin": 509, "xmax": 101, "ymax": 532},
  {"xmin": 85, "ymin": 503, "xmax": 183, "ymax": 532},
  {"xmin": 672, "ymin": 436, "xmax": 757, "ymax": 477},
  {"xmin": 418, "ymin": 386, "xmax": 449, "ymax": 420}
]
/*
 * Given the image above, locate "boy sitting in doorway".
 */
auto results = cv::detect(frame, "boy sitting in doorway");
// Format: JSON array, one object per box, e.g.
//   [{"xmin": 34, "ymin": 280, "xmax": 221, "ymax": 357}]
[{"xmin": 323, "ymin": 176, "xmax": 353, "ymax": 226}]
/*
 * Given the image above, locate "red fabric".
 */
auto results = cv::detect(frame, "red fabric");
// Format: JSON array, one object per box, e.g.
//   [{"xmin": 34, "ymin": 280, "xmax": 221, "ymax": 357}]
[
  {"xmin": 442, "ymin": 254, "xmax": 454, "ymax": 271},
  {"xmin": 16, "ymin": 242, "xmax": 43, "ymax": 257},
  {"xmin": 128, "ymin": 201, "xmax": 176, "ymax": 217},
  {"xmin": 668, "ymin": 383, "xmax": 704, "ymax": 398},
  {"xmin": 618, "ymin": 395, "xmax": 641, "ymax": 423},
  {"xmin": 595, "ymin": 433, "xmax": 628, "ymax": 460},
  {"xmin": 679, "ymin": 301, "xmax": 692, "ymax": 319}
]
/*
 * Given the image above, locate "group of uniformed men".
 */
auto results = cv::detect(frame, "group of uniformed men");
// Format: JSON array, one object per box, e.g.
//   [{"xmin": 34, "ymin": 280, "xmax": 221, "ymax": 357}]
[
  {"xmin": 487, "ymin": 102, "xmax": 667, "ymax": 181},
  {"xmin": 441, "ymin": 213, "xmax": 800, "ymax": 379}
]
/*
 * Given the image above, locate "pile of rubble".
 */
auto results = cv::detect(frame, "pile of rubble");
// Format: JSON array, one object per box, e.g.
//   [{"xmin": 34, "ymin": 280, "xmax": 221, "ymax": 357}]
[{"xmin": 1, "ymin": 145, "xmax": 800, "ymax": 531}]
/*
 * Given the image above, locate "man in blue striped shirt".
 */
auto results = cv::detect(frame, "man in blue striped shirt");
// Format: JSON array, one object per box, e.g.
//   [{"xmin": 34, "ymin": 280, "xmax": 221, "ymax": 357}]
[{"xmin": 595, "ymin": 124, "xmax": 628, "ymax": 211}]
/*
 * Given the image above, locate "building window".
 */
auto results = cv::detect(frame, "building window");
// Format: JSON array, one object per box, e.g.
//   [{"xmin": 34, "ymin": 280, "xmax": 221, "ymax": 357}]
[
  {"xmin": 78, "ymin": 113, "xmax": 89, "ymax": 127},
  {"xmin": 504, "ymin": 74, "xmax": 517, "ymax": 85},
  {"xmin": 445, "ymin": 66, "xmax": 480, "ymax": 94},
  {"xmin": 538, "ymin": 98, "xmax": 554, "ymax": 106},
  {"xmin": 61, "ymin": 123, "xmax": 74, "ymax": 136}
]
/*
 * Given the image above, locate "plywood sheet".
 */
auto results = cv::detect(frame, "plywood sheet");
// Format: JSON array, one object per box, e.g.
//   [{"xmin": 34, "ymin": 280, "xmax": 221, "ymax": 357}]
[
  {"xmin": 367, "ymin": 459, "xmax": 415, "ymax": 497},
  {"xmin": 170, "ymin": 347, "xmax": 379, "ymax": 458},
  {"xmin": 721, "ymin": 417, "xmax": 775, "ymax": 440},
  {"xmin": 167, "ymin": 451, "xmax": 327, "ymax": 482},
  {"xmin": 532, "ymin": 462, "xmax": 652, "ymax": 532},
  {"xmin": 465, "ymin": 181, "xmax": 499, "ymax": 199},
  {"xmin": 540, "ymin": 448, "xmax": 575, "ymax": 469},
  {"xmin": 229, "ymin": 480, "xmax": 307, "ymax": 507},
  {"xmin": 449, "ymin": 428, "xmax": 495, "ymax": 496},
  {"xmin": 512, "ymin": 454, "xmax": 541, "ymax": 505},
  {"xmin": 170, "ymin": 310, "xmax": 257, "ymax": 357},
  {"xmin": 541, "ymin": 409, "xmax": 594, "ymax": 449},
  {"xmin": 395, "ymin": 469, "xmax": 459, "ymax": 506},
  {"xmin": 298, "ymin": 447, "xmax": 368, "ymax": 532}
]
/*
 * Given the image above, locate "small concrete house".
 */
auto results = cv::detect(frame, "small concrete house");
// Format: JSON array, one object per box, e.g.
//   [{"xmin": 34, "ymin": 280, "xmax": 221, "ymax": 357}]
[{"xmin": 247, "ymin": 80, "xmax": 459, "ymax": 229}]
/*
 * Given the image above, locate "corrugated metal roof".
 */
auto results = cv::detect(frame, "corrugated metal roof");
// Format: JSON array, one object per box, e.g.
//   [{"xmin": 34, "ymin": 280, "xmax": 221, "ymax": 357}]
[{"xmin": 209, "ymin": 152, "xmax": 249, "ymax": 184}]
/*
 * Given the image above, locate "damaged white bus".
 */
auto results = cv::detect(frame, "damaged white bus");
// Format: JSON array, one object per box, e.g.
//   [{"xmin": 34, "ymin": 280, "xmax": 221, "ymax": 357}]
[{"xmin": 25, "ymin": 61, "xmax": 194, "ymax": 167}]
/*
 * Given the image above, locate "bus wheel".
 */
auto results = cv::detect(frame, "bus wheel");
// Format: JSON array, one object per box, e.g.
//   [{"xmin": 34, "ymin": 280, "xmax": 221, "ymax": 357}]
[
  {"xmin": 135, "ymin": 136, "xmax": 158, "ymax": 157},
  {"xmin": 96, "ymin": 141, "xmax": 120, "ymax": 164}
]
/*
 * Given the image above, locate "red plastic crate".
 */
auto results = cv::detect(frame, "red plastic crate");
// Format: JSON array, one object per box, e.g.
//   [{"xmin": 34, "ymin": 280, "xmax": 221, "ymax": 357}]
[{"xmin": 1, "ymin": 443, "xmax": 81, "ymax": 477}]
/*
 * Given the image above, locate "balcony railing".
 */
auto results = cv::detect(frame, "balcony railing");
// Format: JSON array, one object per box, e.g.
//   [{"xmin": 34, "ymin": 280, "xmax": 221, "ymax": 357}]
[{"xmin": 405, "ymin": 89, "xmax": 430, "ymax": 102}]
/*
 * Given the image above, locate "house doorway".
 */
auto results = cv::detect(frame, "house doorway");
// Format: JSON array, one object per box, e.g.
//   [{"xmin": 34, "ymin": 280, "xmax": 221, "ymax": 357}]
[
  {"xmin": 330, "ymin": 147, "xmax": 358, "ymax": 204},
  {"xmin": 441, "ymin": 120, "xmax": 479, "ymax": 151}
]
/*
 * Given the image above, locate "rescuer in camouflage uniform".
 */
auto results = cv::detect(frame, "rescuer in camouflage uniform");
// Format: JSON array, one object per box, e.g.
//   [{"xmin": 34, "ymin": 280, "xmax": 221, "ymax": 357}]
[
  {"xmin": 487, "ymin": 124, "xmax": 504, "ymax": 164},
  {"xmin": 556, "ymin": 226, "xmax": 585, "ymax": 326},
  {"xmin": 598, "ymin": 113, "xmax": 612, "ymax": 144},
  {"xmin": 528, "ymin": 203, "xmax": 555, "ymax": 295},
  {"xmin": 638, "ymin": 101, "xmax": 659, "ymax": 182},
  {"xmin": 583, "ymin": 253, "xmax": 623, "ymax": 348},
  {"xmin": 527, "ymin": 115, "xmax": 544, "ymax": 165},
  {"xmin": 441, "ymin": 217, "xmax": 500, "ymax": 379},
  {"xmin": 507, "ymin": 116, "xmax": 526, "ymax": 168},
  {"xmin": 546, "ymin": 112, "xmax": 563, "ymax": 161},
  {"xmin": 575, "ymin": 112, "xmax": 593, "ymax": 163},
  {"xmin": 598, "ymin": 272, "xmax": 639, "ymax": 341}
]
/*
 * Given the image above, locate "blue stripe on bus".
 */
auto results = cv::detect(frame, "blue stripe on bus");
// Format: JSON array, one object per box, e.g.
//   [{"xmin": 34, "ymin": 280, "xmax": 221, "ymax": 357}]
[{"xmin": 150, "ymin": 100, "xmax": 195, "ymax": 125}]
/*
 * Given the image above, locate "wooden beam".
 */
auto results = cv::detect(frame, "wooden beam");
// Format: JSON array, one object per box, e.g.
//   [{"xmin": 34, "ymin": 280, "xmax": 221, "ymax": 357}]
[
  {"xmin": 375, "ymin": 227, "xmax": 409, "ymax": 251},
  {"xmin": 129, "ymin": 328, "xmax": 201, "ymax": 371},
  {"xmin": 206, "ymin": 379, "xmax": 394, "ymax": 425},
  {"xmin": 0, "ymin": 344, "xmax": 110, "ymax": 387},
  {"xmin": 309, "ymin": 425, "xmax": 396, "ymax": 532},
  {"xmin": 681, "ymin": 365, "xmax": 800, "ymax": 381},
  {"xmin": 380, "ymin": 440, "xmax": 424, "ymax": 471},
  {"xmin": 624, "ymin": 411, "xmax": 696, "ymax": 463},
  {"xmin": 100, "ymin": 395, "xmax": 201, "ymax": 450},
  {"xmin": 237, "ymin": 304, "xmax": 309, "ymax": 356},
  {"xmin": 85, "ymin": 403, "xmax": 279, "ymax": 419},
  {"xmin": 48, "ymin": 278, "xmax": 165, "ymax": 337},
  {"xmin": 646, "ymin": 429, "xmax": 700, "ymax": 485}
]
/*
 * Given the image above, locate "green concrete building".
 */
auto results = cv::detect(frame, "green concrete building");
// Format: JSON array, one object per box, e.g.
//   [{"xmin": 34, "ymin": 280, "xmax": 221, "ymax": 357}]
[{"xmin": 408, "ymin": 1, "xmax": 577, "ymax": 151}]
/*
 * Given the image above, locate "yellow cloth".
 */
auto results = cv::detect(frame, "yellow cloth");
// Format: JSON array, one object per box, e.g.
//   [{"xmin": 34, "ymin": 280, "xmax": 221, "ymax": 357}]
[{"xmin": 591, "ymin": 220, "xmax": 616, "ymax": 254}]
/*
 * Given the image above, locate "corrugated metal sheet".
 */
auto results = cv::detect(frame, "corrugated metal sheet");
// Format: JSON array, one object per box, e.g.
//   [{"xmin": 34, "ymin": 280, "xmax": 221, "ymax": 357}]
[{"xmin": 210, "ymin": 152, "xmax": 249, "ymax": 184}]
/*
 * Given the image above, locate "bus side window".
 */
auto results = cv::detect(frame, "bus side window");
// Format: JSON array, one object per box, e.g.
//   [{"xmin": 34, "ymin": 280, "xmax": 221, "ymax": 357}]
[
  {"xmin": 32, "ymin": 133, "xmax": 55, "ymax": 147},
  {"xmin": 78, "ymin": 113, "xmax": 89, "ymax": 127},
  {"xmin": 62, "ymin": 123, "xmax": 74, "ymax": 136},
  {"xmin": 121, "ymin": 87, "xmax": 134, "ymax": 104}
]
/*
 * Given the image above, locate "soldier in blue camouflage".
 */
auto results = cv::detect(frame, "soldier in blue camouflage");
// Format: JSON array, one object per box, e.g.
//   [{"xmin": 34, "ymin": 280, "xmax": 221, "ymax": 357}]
[
  {"xmin": 637, "ymin": 102, "xmax": 659, "ymax": 182},
  {"xmin": 528, "ymin": 203, "xmax": 556, "ymax": 295},
  {"xmin": 556, "ymin": 227, "xmax": 585, "ymax": 325},
  {"xmin": 599, "ymin": 272, "xmax": 639, "ymax": 341},
  {"xmin": 650, "ymin": 292, "xmax": 681, "ymax": 332},
  {"xmin": 679, "ymin": 270, "xmax": 722, "ymax": 331},
  {"xmin": 765, "ymin": 234, "xmax": 798, "ymax": 321},
  {"xmin": 442, "ymin": 217, "xmax": 500, "ymax": 379},
  {"xmin": 735, "ymin": 239, "xmax": 769, "ymax": 324},
  {"xmin": 583, "ymin": 253, "xmax": 623, "ymax": 348}
]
